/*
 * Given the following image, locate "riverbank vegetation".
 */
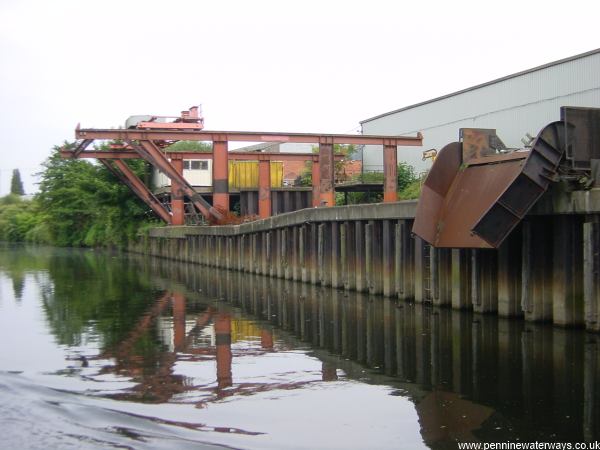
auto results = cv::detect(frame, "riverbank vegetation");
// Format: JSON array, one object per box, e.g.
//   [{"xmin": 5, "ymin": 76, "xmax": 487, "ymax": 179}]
[{"xmin": 0, "ymin": 145, "xmax": 160, "ymax": 247}]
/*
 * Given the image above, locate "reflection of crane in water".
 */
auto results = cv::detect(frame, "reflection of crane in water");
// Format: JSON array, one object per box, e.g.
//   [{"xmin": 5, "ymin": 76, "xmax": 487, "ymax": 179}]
[
  {"xmin": 98, "ymin": 290, "xmax": 336, "ymax": 406},
  {"xmin": 98, "ymin": 287, "xmax": 496, "ymax": 445}
]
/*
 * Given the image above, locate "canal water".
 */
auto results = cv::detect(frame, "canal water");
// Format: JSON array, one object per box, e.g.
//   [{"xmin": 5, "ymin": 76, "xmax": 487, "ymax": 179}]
[{"xmin": 0, "ymin": 244, "xmax": 598, "ymax": 449}]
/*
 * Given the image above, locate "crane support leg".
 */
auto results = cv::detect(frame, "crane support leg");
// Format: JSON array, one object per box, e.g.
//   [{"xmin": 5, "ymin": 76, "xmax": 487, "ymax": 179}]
[
  {"xmin": 100, "ymin": 159, "xmax": 172, "ymax": 224},
  {"xmin": 213, "ymin": 140, "xmax": 229, "ymax": 212},
  {"xmin": 170, "ymin": 156, "xmax": 185, "ymax": 225},
  {"xmin": 383, "ymin": 142, "xmax": 398, "ymax": 202},
  {"xmin": 319, "ymin": 139, "xmax": 335, "ymax": 207},
  {"xmin": 312, "ymin": 157, "xmax": 321, "ymax": 207},
  {"xmin": 258, "ymin": 159, "xmax": 271, "ymax": 218}
]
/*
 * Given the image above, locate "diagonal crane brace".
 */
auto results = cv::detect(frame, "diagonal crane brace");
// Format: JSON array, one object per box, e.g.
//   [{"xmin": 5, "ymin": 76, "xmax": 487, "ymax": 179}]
[
  {"xmin": 100, "ymin": 159, "xmax": 172, "ymax": 224},
  {"xmin": 127, "ymin": 140, "xmax": 223, "ymax": 222}
]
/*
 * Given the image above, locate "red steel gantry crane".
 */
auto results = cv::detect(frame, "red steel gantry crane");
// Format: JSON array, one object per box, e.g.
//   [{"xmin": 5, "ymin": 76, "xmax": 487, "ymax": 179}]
[{"xmin": 64, "ymin": 106, "xmax": 422, "ymax": 225}]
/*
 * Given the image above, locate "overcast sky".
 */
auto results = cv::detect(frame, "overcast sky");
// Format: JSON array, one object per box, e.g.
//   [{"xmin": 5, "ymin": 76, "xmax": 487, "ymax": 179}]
[{"xmin": 0, "ymin": 0, "xmax": 598, "ymax": 195}]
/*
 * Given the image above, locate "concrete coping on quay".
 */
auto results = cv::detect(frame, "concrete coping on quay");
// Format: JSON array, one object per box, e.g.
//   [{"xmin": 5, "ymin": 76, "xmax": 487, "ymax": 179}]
[
  {"xmin": 530, "ymin": 186, "xmax": 600, "ymax": 216},
  {"xmin": 148, "ymin": 187, "xmax": 600, "ymax": 239},
  {"xmin": 148, "ymin": 200, "xmax": 418, "ymax": 238}
]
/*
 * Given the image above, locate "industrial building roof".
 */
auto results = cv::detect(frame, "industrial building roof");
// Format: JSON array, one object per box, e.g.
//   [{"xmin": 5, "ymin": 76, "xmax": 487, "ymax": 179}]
[{"xmin": 360, "ymin": 48, "xmax": 600, "ymax": 124}]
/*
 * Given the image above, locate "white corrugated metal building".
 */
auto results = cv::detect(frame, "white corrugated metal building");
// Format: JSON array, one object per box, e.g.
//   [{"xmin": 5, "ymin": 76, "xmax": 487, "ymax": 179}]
[{"xmin": 360, "ymin": 48, "xmax": 600, "ymax": 173}]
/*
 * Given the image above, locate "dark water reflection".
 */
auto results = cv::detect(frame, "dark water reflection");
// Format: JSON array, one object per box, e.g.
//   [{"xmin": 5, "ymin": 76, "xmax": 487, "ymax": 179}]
[{"xmin": 0, "ymin": 244, "xmax": 598, "ymax": 449}]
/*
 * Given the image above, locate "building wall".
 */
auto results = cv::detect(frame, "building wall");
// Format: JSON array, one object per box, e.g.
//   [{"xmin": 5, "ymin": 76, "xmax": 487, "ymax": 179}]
[
  {"xmin": 153, "ymin": 158, "xmax": 213, "ymax": 188},
  {"xmin": 361, "ymin": 49, "xmax": 600, "ymax": 173},
  {"xmin": 282, "ymin": 160, "xmax": 308, "ymax": 184}
]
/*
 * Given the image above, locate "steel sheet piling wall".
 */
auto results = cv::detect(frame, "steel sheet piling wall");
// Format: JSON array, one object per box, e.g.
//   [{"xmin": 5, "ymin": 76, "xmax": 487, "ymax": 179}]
[
  {"xmin": 553, "ymin": 216, "xmax": 584, "ymax": 326},
  {"xmin": 497, "ymin": 228, "xmax": 523, "ymax": 317},
  {"xmin": 330, "ymin": 222, "xmax": 341, "ymax": 288},
  {"xmin": 355, "ymin": 222, "xmax": 367, "ymax": 293},
  {"xmin": 382, "ymin": 220, "xmax": 394, "ymax": 297},
  {"xmin": 342, "ymin": 222, "xmax": 356, "ymax": 291},
  {"xmin": 584, "ymin": 216, "xmax": 600, "ymax": 331},
  {"xmin": 131, "ymin": 203, "xmax": 600, "ymax": 332}
]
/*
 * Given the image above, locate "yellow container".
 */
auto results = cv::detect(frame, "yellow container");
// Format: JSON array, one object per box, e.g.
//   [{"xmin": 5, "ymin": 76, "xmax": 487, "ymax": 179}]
[
  {"xmin": 270, "ymin": 162, "xmax": 283, "ymax": 187},
  {"xmin": 230, "ymin": 319, "xmax": 263, "ymax": 343},
  {"xmin": 228, "ymin": 161, "xmax": 283, "ymax": 189}
]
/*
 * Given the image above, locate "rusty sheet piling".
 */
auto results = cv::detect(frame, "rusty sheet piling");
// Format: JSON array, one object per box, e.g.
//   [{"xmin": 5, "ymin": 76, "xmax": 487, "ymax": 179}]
[{"xmin": 133, "ymin": 191, "xmax": 600, "ymax": 333}]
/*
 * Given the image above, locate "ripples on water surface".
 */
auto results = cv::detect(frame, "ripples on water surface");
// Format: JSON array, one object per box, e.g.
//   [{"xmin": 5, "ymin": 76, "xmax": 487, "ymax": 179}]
[{"xmin": 0, "ymin": 244, "xmax": 598, "ymax": 449}]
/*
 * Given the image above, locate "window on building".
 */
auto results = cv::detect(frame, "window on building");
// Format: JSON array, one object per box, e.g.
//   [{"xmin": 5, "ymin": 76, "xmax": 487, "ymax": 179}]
[
  {"xmin": 191, "ymin": 160, "xmax": 208, "ymax": 170},
  {"xmin": 184, "ymin": 160, "xmax": 209, "ymax": 170}
]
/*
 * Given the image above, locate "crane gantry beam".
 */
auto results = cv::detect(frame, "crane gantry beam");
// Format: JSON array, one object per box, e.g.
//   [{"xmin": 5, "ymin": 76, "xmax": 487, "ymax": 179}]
[
  {"xmin": 75, "ymin": 126, "xmax": 422, "ymax": 147},
  {"xmin": 67, "ymin": 120, "xmax": 422, "ymax": 224}
]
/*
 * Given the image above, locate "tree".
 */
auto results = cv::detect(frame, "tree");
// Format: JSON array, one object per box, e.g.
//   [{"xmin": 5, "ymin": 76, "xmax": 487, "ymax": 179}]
[
  {"xmin": 164, "ymin": 141, "xmax": 212, "ymax": 152},
  {"xmin": 35, "ymin": 144, "xmax": 158, "ymax": 247},
  {"xmin": 396, "ymin": 162, "xmax": 417, "ymax": 192},
  {"xmin": 10, "ymin": 169, "xmax": 25, "ymax": 195},
  {"xmin": 339, "ymin": 162, "xmax": 419, "ymax": 205},
  {"xmin": 0, "ymin": 194, "xmax": 42, "ymax": 242},
  {"xmin": 0, "ymin": 142, "xmax": 160, "ymax": 247}
]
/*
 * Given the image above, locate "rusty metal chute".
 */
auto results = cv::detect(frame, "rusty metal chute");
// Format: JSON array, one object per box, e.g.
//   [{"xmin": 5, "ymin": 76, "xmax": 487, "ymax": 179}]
[{"xmin": 413, "ymin": 120, "xmax": 570, "ymax": 249}]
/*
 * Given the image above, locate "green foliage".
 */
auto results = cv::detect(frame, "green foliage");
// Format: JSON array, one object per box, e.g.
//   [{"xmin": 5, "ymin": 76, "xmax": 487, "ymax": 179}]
[
  {"xmin": 398, "ymin": 179, "xmax": 422, "ymax": 200},
  {"xmin": 0, "ymin": 196, "xmax": 42, "ymax": 242},
  {"xmin": 37, "ymin": 250, "xmax": 163, "ymax": 348},
  {"xmin": 164, "ymin": 141, "xmax": 212, "ymax": 152},
  {"xmin": 10, "ymin": 169, "xmax": 25, "ymax": 195},
  {"xmin": 354, "ymin": 171, "xmax": 384, "ymax": 183},
  {"xmin": 297, "ymin": 162, "xmax": 313, "ymax": 186},
  {"xmin": 396, "ymin": 162, "xmax": 417, "ymax": 192},
  {"xmin": 0, "ymin": 143, "xmax": 160, "ymax": 248},
  {"xmin": 309, "ymin": 144, "xmax": 356, "ymax": 156},
  {"xmin": 299, "ymin": 144, "xmax": 358, "ymax": 186},
  {"xmin": 338, "ymin": 162, "xmax": 419, "ymax": 205},
  {"xmin": 337, "ymin": 190, "xmax": 383, "ymax": 205},
  {"xmin": 0, "ymin": 193, "xmax": 23, "ymax": 206},
  {"xmin": 351, "ymin": 163, "xmax": 415, "ymax": 188}
]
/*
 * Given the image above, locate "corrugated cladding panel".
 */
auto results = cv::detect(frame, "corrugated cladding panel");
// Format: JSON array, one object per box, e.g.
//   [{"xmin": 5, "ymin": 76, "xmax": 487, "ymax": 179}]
[
  {"xmin": 362, "ymin": 51, "xmax": 600, "ymax": 172},
  {"xmin": 228, "ymin": 161, "xmax": 283, "ymax": 189}
]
